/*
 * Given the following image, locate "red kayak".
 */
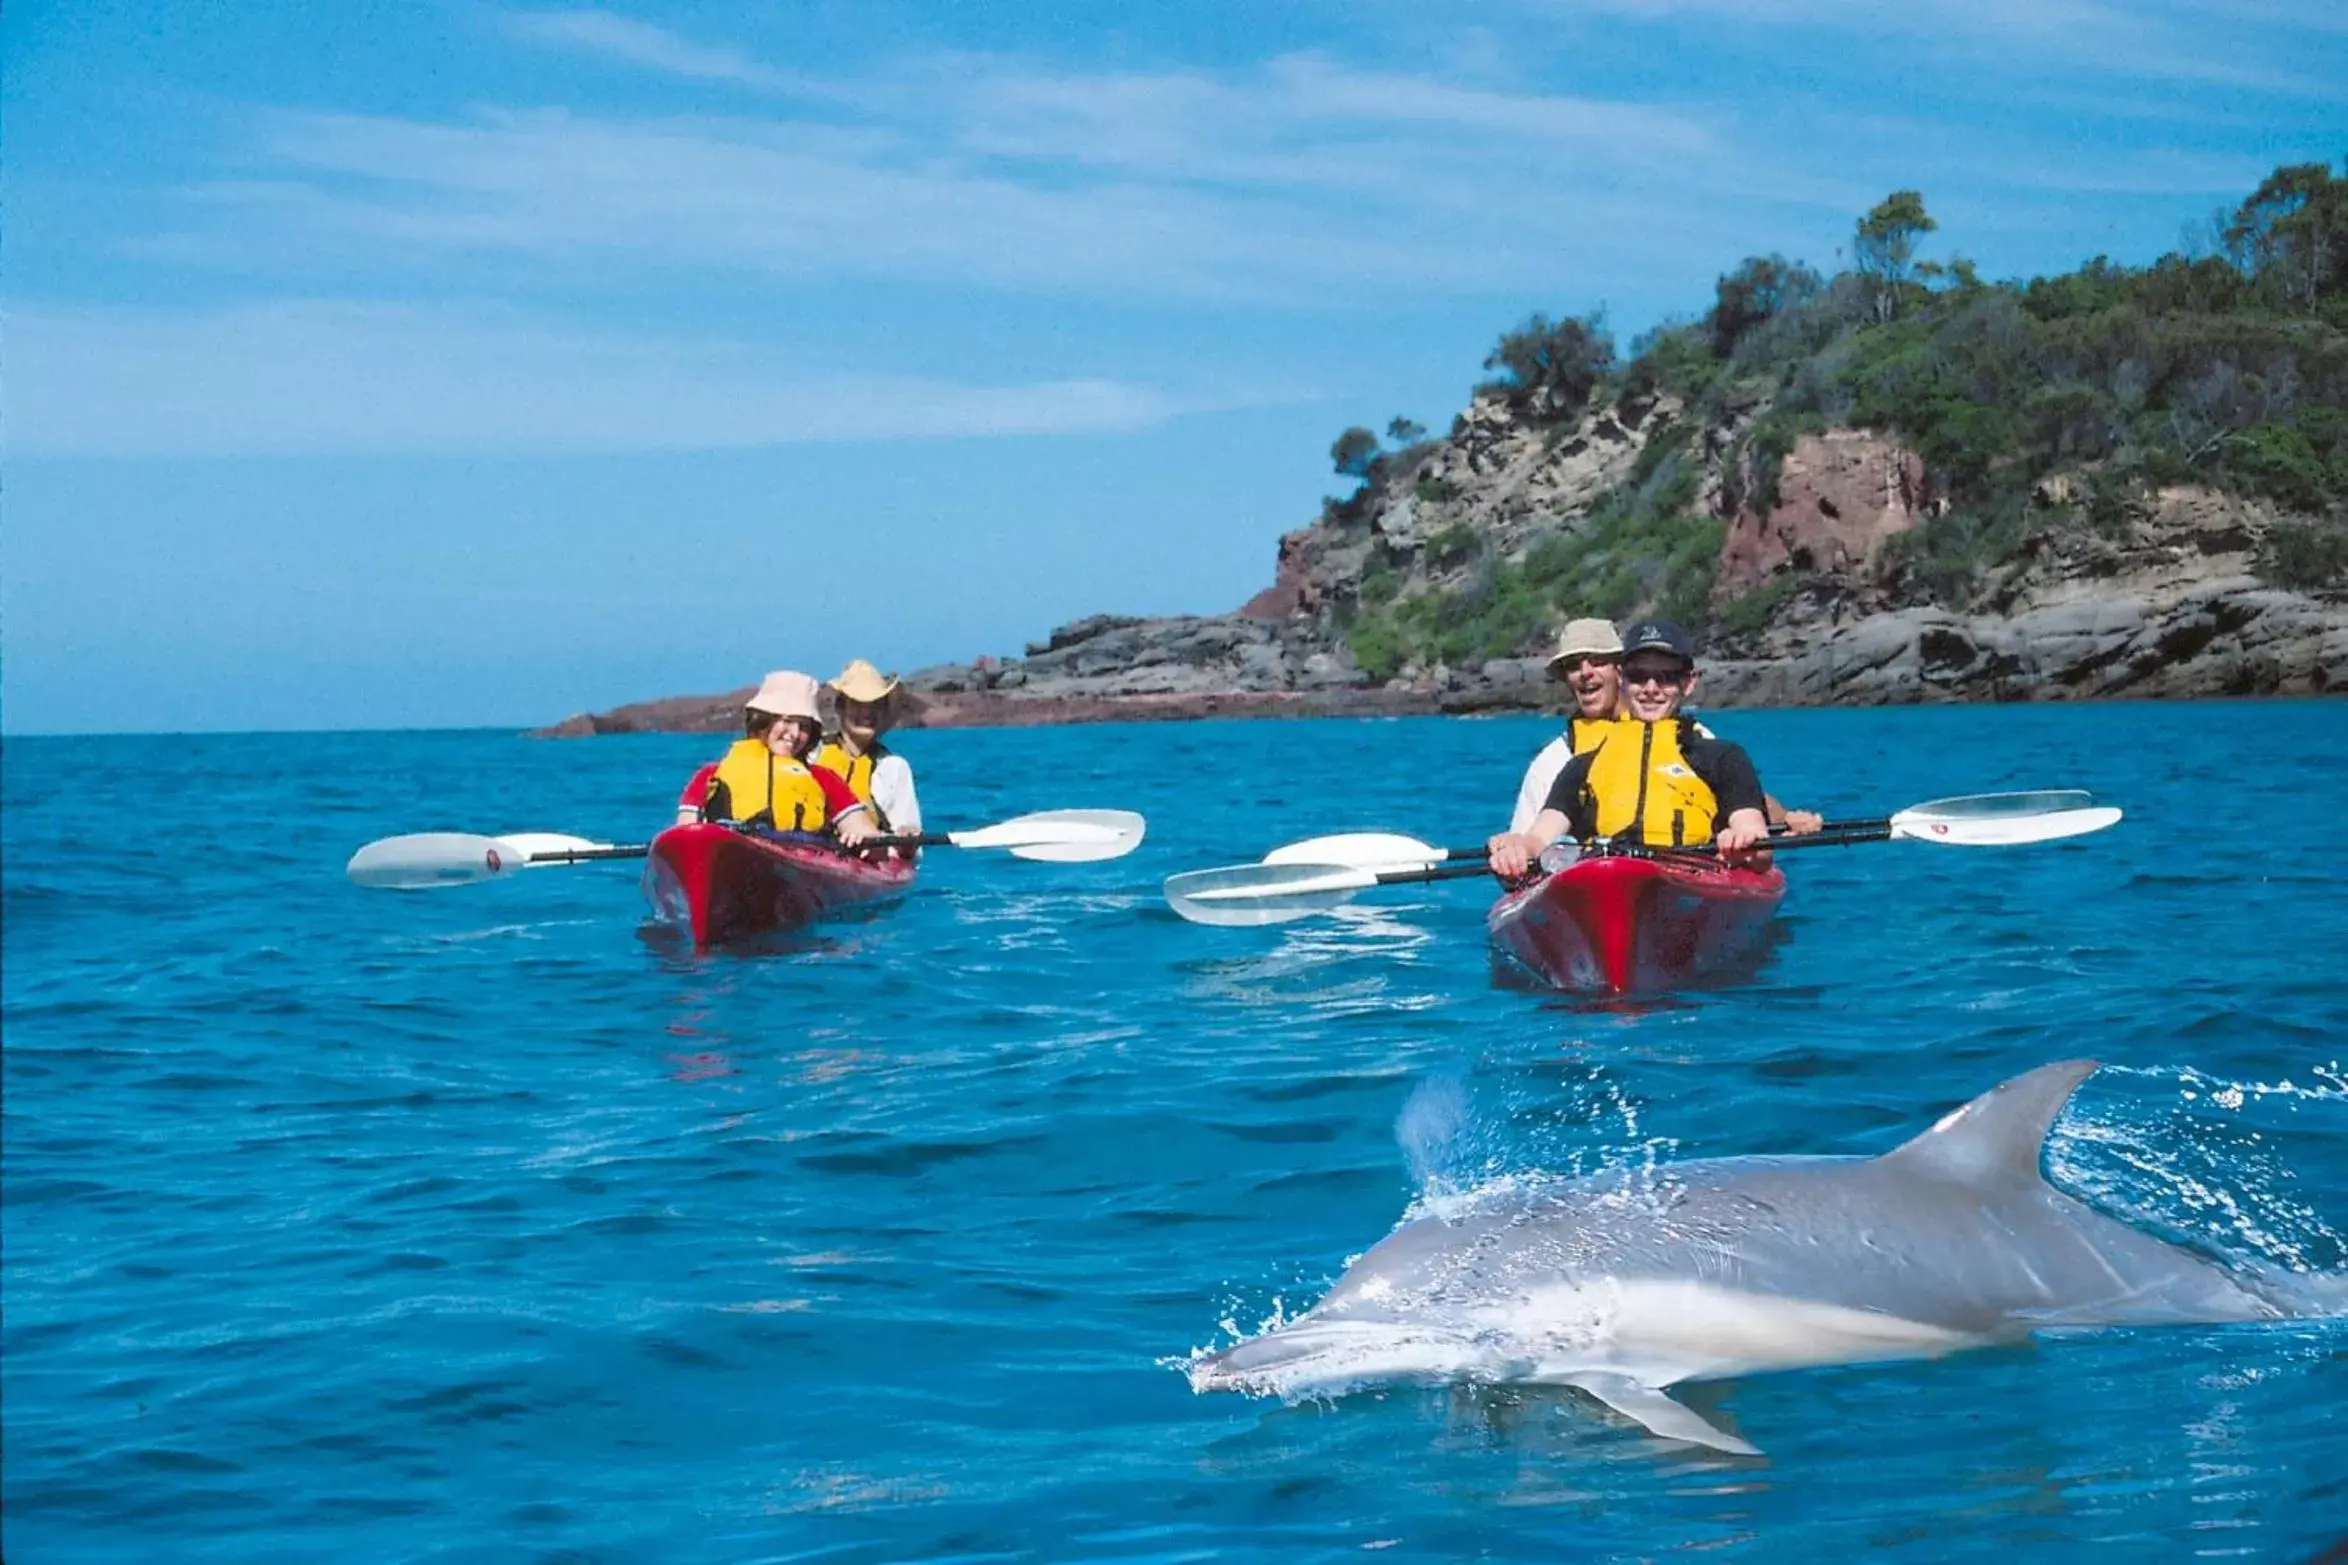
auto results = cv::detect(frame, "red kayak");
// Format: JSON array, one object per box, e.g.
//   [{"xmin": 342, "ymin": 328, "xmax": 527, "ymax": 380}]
[
  {"xmin": 1487, "ymin": 852, "xmax": 1786, "ymax": 996},
  {"xmin": 641, "ymin": 823, "xmax": 915, "ymax": 947}
]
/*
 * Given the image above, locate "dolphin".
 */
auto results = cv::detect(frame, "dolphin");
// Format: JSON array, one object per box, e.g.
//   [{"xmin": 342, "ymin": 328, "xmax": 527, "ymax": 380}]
[{"xmin": 1190, "ymin": 1061, "xmax": 2343, "ymax": 1455}]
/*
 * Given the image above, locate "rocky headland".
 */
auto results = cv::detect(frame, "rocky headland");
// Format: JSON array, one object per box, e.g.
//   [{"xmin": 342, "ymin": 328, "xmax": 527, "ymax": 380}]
[{"xmin": 542, "ymin": 171, "xmax": 2348, "ymax": 738}]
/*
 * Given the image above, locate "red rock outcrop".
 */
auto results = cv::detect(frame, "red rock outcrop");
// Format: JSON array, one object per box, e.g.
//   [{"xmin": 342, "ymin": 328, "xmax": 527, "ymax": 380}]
[
  {"xmin": 1714, "ymin": 431, "xmax": 1926, "ymax": 604},
  {"xmin": 1235, "ymin": 526, "xmax": 1319, "ymax": 620}
]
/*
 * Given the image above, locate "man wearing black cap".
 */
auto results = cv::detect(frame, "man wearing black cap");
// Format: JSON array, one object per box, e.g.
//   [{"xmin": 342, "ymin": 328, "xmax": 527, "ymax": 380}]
[{"xmin": 1489, "ymin": 618, "xmax": 1775, "ymax": 876}]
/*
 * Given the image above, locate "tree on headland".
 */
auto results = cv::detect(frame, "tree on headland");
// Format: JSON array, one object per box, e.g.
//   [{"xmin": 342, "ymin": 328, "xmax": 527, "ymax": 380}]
[
  {"xmin": 1709, "ymin": 255, "xmax": 1821, "ymax": 358},
  {"xmin": 1330, "ymin": 426, "xmax": 1382, "ymax": 479},
  {"xmin": 1479, "ymin": 312, "xmax": 1616, "ymax": 420},
  {"xmin": 1855, "ymin": 190, "xmax": 1938, "ymax": 322},
  {"xmin": 2223, "ymin": 162, "xmax": 2346, "ymax": 312},
  {"xmin": 1386, "ymin": 416, "xmax": 1427, "ymax": 446}
]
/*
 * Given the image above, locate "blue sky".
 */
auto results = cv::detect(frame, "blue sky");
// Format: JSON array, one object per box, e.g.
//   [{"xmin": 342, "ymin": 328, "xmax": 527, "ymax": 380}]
[{"xmin": 4, "ymin": 0, "xmax": 2341, "ymax": 732}]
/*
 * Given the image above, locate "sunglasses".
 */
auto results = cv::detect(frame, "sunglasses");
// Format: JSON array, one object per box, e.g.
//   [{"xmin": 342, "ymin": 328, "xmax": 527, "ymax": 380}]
[
  {"xmin": 1561, "ymin": 655, "xmax": 1619, "ymax": 673},
  {"xmin": 1622, "ymin": 663, "xmax": 1691, "ymax": 687}
]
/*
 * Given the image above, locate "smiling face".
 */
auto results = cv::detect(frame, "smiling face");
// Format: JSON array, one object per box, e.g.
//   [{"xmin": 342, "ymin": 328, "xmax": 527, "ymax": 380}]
[
  {"xmin": 838, "ymin": 696, "xmax": 890, "ymax": 751},
  {"xmin": 1620, "ymin": 654, "xmax": 1695, "ymax": 721},
  {"xmin": 1557, "ymin": 654, "xmax": 1620, "ymax": 719},
  {"xmin": 764, "ymin": 714, "xmax": 821, "ymax": 759}
]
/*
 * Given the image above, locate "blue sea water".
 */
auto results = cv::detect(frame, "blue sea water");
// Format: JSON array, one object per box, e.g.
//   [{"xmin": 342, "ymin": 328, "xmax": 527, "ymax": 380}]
[{"xmin": 5, "ymin": 700, "xmax": 2347, "ymax": 1563}]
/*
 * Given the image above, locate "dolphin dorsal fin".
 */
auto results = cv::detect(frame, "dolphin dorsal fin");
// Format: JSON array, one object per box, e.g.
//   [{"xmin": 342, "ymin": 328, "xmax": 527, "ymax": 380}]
[{"xmin": 1881, "ymin": 1060, "xmax": 2099, "ymax": 1186}]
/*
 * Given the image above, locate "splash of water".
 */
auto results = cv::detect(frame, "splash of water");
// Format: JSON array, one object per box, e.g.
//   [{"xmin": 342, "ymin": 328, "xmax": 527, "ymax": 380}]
[{"xmin": 2051, "ymin": 1061, "xmax": 2347, "ymax": 1274}]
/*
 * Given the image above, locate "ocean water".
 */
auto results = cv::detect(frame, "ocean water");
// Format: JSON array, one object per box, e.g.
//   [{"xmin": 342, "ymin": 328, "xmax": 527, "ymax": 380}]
[{"xmin": 5, "ymin": 700, "xmax": 2346, "ymax": 1563}]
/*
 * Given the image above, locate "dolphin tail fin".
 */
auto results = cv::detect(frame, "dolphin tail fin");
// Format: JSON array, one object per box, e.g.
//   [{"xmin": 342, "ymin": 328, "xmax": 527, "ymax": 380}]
[
  {"xmin": 1880, "ymin": 1059, "xmax": 2100, "ymax": 1187},
  {"xmin": 1555, "ymin": 1371, "xmax": 1761, "ymax": 1457}
]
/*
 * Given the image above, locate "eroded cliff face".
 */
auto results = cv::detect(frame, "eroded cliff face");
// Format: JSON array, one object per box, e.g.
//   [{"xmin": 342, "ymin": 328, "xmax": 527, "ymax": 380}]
[
  {"xmin": 542, "ymin": 394, "xmax": 2343, "ymax": 735},
  {"xmin": 1704, "ymin": 482, "xmax": 2345, "ymax": 704}
]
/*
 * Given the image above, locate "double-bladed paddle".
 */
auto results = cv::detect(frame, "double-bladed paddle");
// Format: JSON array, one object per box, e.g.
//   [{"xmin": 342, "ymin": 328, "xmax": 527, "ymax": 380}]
[
  {"xmin": 347, "ymin": 809, "xmax": 1147, "ymax": 890},
  {"xmin": 1163, "ymin": 791, "xmax": 2122, "ymax": 926}
]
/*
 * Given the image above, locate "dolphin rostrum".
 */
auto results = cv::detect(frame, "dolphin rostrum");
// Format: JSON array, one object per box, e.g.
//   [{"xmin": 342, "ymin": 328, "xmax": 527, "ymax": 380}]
[{"xmin": 1189, "ymin": 1061, "xmax": 2343, "ymax": 1455}]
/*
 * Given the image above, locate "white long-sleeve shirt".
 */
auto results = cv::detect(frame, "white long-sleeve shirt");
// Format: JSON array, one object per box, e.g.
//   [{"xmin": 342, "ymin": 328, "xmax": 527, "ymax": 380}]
[
  {"xmin": 871, "ymin": 751, "xmax": 921, "ymax": 836},
  {"xmin": 1509, "ymin": 737, "xmax": 1576, "ymax": 835}
]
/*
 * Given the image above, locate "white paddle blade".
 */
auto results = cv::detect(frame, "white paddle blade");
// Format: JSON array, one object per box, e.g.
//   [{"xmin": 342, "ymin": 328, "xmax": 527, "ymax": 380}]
[
  {"xmin": 347, "ymin": 832, "xmax": 528, "ymax": 889},
  {"xmin": 1163, "ymin": 862, "xmax": 1379, "ymax": 927},
  {"xmin": 1263, "ymin": 832, "xmax": 1446, "ymax": 871},
  {"xmin": 493, "ymin": 832, "xmax": 614, "ymax": 865},
  {"xmin": 1901, "ymin": 790, "xmax": 2094, "ymax": 820},
  {"xmin": 949, "ymin": 809, "xmax": 1146, "ymax": 863},
  {"xmin": 1888, "ymin": 804, "xmax": 2123, "ymax": 846}
]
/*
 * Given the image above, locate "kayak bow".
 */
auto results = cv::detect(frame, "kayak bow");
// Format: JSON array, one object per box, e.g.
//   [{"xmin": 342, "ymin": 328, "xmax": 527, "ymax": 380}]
[
  {"xmin": 1487, "ymin": 852, "xmax": 1785, "ymax": 996},
  {"xmin": 641, "ymin": 823, "xmax": 915, "ymax": 947}
]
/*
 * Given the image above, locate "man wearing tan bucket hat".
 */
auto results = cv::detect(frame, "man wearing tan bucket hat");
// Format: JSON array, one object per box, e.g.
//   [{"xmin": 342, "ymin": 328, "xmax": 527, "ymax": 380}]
[
  {"xmin": 1502, "ymin": 619, "xmax": 1627, "ymax": 836},
  {"xmin": 815, "ymin": 659, "xmax": 922, "ymax": 842},
  {"xmin": 676, "ymin": 670, "xmax": 877, "ymax": 845}
]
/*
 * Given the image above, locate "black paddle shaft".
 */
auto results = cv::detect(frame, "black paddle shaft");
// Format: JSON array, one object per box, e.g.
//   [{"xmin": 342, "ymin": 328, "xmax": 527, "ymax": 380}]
[
  {"xmin": 524, "ymin": 844, "xmax": 653, "ymax": 864},
  {"xmin": 1654, "ymin": 826, "xmax": 1893, "ymax": 862},
  {"xmin": 1440, "ymin": 816, "xmax": 1889, "ymax": 863},
  {"xmin": 1372, "ymin": 861, "xmax": 1499, "ymax": 887},
  {"xmin": 541, "ymin": 827, "xmax": 928, "ymax": 865}
]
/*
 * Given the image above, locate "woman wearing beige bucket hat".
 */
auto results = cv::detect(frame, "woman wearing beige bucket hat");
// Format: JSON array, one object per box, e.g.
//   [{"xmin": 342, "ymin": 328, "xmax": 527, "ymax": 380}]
[
  {"xmin": 815, "ymin": 660, "xmax": 922, "ymax": 844},
  {"xmin": 675, "ymin": 670, "xmax": 878, "ymax": 846}
]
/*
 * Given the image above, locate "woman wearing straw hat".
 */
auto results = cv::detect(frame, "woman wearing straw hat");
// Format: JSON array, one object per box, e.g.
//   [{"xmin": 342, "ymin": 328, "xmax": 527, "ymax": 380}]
[
  {"xmin": 815, "ymin": 659, "xmax": 922, "ymax": 843},
  {"xmin": 676, "ymin": 670, "xmax": 878, "ymax": 847}
]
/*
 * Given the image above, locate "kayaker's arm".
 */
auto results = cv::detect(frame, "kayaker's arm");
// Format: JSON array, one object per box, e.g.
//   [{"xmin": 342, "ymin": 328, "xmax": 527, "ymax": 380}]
[
  {"xmin": 679, "ymin": 762, "xmax": 721, "ymax": 827},
  {"xmin": 1494, "ymin": 750, "xmax": 1597, "ymax": 877},
  {"xmin": 1695, "ymin": 741, "xmax": 1773, "ymax": 866},
  {"xmin": 1489, "ymin": 810, "xmax": 1569, "ymax": 880},
  {"xmin": 873, "ymin": 755, "xmax": 922, "ymax": 838},
  {"xmin": 1716, "ymin": 807, "xmax": 1773, "ymax": 865},
  {"xmin": 1765, "ymin": 795, "xmax": 1824, "ymax": 835}
]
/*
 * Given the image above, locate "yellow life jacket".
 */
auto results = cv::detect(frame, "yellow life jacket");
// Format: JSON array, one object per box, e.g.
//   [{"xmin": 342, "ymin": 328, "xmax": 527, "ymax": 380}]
[
  {"xmin": 1582, "ymin": 717, "xmax": 1719, "ymax": 847},
  {"xmin": 809, "ymin": 738, "xmax": 891, "ymax": 828},
  {"xmin": 704, "ymin": 738, "xmax": 834, "ymax": 831},
  {"xmin": 1564, "ymin": 714, "xmax": 1609, "ymax": 756}
]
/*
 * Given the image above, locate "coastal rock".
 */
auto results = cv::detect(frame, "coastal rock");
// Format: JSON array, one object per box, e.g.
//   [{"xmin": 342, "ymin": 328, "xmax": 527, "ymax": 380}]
[
  {"xmin": 540, "ymin": 395, "xmax": 2344, "ymax": 736},
  {"xmin": 1714, "ymin": 431, "xmax": 1926, "ymax": 605}
]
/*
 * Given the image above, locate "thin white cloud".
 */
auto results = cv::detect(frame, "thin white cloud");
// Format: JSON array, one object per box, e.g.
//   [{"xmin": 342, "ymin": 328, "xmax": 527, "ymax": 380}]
[
  {"xmin": 78, "ymin": 24, "xmax": 2332, "ymax": 349},
  {"xmin": 500, "ymin": 10, "xmax": 805, "ymax": 93},
  {"xmin": 945, "ymin": 52, "xmax": 1716, "ymax": 180},
  {"xmin": 3, "ymin": 301, "xmax": 1204, "ymax": 458},
  {"xmin": 151, "ymin": 53, "xmax": 1745, "ymax": 306}
]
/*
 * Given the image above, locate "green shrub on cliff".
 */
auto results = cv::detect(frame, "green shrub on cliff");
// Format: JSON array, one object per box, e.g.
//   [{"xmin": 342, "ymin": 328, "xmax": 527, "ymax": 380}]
[
  {"xmin": 1330, "ymin": 426, "xmax": 1382, "ymax": 480},
  {"xmin": 1621, "ymin": 324, "xmax": 1720, "ymax": 404},
  {"xmin": 2262, "ymin": 518, "xmax": 2348, "ymax": 591},
  {"xmin": 1480, "ymin": 312, "xmax": 1616, "ymax": 421},
  {"xmin": 1716, "ymin": 573, "xmax": 1800, "ymax": 640},
  {"xmin": 1341, "ymin": 448, "xmax": 1722, "ymax": 673},
  {"xmin": 1346, "ymin": 613, "xmax": 1407, "ymax": 683},
  {"xmin": 1337, "ymin": 161, "xmax": 2348, "ymax": 677}
]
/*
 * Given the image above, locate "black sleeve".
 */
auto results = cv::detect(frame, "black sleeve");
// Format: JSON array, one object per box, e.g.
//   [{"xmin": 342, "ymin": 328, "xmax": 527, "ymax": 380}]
[
  {"xmin": 703, "ymin": 779, "xmax": 731, "ymax": 823},
  {"xmin": 1686, "ymin": 735, "xmax": 1766, "ymax": 819},
  {"xmin": 1539, "ymin": 752, "xmax": 1598, "ymax": 839}
]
